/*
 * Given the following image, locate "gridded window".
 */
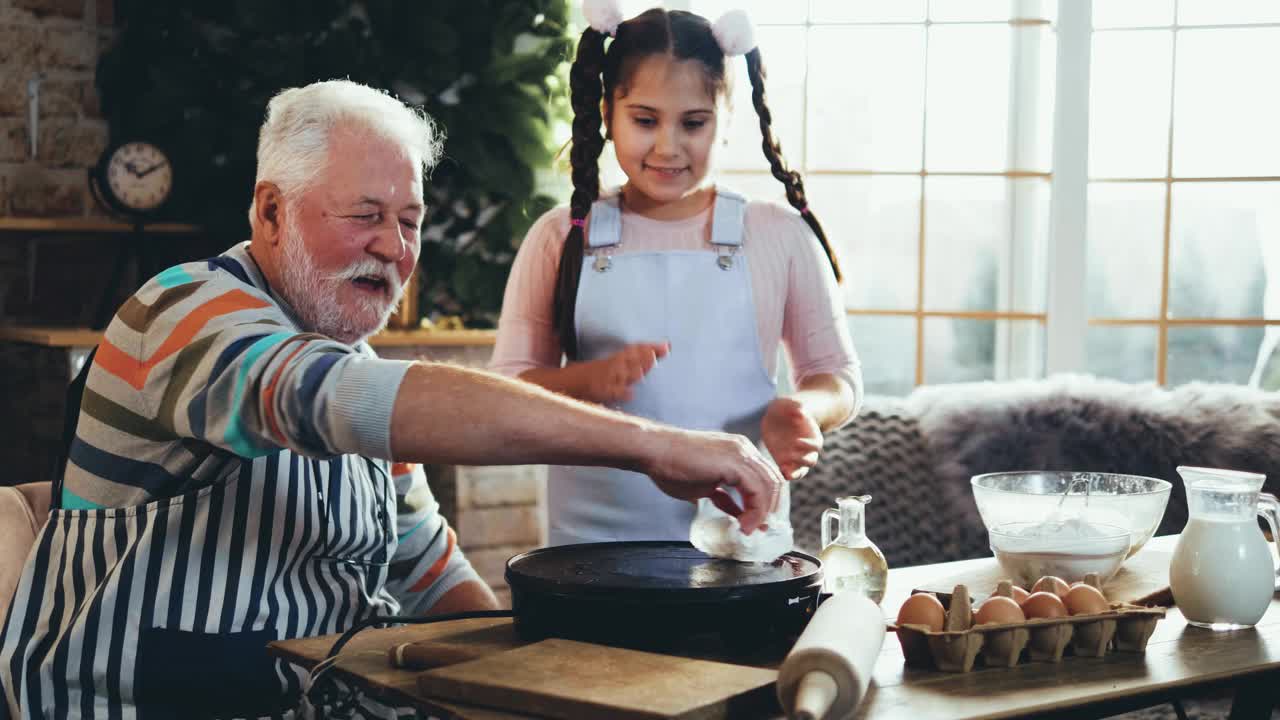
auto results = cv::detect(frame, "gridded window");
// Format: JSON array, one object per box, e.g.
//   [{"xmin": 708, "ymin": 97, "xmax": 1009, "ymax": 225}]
[
  {"xmin": 1085, "ymin": 1, "xmax": 1280, "ymax": 387},
  {"xmin": 577, "ymin": 1, "xmax": 1279, "ymax": 393},
  {"xmin": 689, "ymin": 0, "xmax": 1058, "ymax": 395}
]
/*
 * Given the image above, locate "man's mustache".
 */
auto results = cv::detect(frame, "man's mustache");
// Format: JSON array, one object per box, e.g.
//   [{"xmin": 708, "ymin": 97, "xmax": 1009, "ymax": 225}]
[{"xmin": 326, "ymin": 260, "xmax": 402, "ymax": 289}]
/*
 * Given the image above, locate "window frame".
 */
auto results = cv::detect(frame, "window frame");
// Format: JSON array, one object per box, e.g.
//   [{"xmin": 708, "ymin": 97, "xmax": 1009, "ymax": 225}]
[
  {"xmin": 669, "ymin": 0, "xmax": 1280, "ymax": 389},
  {"xmin": 1081, "ymin": 4, "xmax": 1280, "ymax": 385}
]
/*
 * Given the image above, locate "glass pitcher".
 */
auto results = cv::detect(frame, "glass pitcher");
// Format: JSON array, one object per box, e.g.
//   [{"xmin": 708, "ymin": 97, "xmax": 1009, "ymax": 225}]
[
  {"xmin": 1169, "ymin": 466, "xmax": 1280, "ymax": 630},
  {"xmin": 819, "ymin": 495, "xmax": 888, "ymax": 603}
]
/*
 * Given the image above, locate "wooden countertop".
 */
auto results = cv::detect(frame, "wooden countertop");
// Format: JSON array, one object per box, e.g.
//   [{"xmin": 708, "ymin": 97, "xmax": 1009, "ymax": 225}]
[{"xmin": 271, "ymin": 535, "xmax": 1280, "ymax": 719}]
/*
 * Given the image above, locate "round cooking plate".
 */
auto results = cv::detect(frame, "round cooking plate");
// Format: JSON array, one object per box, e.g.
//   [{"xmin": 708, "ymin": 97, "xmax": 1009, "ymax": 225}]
[{"xmin": 506, "ymin": 541, "xmax": 822, "ymax": 603}]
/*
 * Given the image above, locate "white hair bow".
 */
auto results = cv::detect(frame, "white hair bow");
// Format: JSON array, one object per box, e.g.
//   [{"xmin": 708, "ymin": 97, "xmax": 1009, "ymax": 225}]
[
  {"xmin": 581, "ymin": 0, "xmax": 758, "ymax": 56},
  {"xmin": 583, "ymin": 0, "xmax": 624, "ymax": 36},
  {"xmin": 712, "ymin": 9, "xmax": 756, "ymax": 56}
]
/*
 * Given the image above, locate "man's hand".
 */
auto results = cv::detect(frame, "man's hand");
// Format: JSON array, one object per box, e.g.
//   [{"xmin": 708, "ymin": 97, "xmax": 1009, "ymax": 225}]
[
  {"xmin": 761, "ymin": 396, "xmax": 823, "ymax": 480},
  {"xmin": 582, "ymin": 342, "xmax": 669, "ymax": 404},
  {"xmin": 642, "ymin": 429, "xmax": 783, "ymax": 534}
]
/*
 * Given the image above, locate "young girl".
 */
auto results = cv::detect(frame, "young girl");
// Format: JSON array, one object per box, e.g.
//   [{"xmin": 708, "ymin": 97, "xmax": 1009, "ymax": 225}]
[{"xmin": 491, "ymin": 1, "xmax": 863, "ymax": 547}]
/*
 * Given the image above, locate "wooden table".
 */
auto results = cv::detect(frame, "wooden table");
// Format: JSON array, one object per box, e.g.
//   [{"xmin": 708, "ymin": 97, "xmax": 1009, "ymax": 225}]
[
  {"xmin": 862, "ymin": 535, "xmax": 1280, "ymax": 720},
  {"xmin": 270, "ymin": 535, "xmax": 1280, "ymax": 719}
]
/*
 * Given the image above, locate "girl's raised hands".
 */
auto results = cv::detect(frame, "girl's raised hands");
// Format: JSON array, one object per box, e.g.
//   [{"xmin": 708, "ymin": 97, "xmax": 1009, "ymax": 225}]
[
  {"xmin": 584, "ymin": 341, "xmax": 670, "ymax": 404},
  {"xmin": 760, "ymin": 396, "xmax": 823, "ymax": 480}
]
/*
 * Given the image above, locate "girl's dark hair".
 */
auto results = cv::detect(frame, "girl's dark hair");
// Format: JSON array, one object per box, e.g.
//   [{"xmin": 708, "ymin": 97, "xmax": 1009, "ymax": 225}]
[{"xmin": 553, "ymin": 9, "xmax": 841, "ymax": 359}]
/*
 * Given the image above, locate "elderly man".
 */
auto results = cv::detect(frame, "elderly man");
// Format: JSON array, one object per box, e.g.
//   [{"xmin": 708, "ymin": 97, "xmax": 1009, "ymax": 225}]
[{"xmin": 0, "ymin": 80, "xmax": 782, "ymax": 719}]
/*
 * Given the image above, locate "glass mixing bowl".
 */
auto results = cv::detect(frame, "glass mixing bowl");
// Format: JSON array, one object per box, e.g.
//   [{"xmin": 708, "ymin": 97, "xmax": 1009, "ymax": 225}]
[
  {"xmin": 988, "ymin": 520, "xmax": 1132, "ymax": 585},
  {"xmin": 971, "ymin": 471, "xmax": 1172, "ymax": 559}
]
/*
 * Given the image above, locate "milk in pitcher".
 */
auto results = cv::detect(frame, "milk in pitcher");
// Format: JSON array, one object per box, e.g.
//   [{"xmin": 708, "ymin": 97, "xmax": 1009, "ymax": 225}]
[
  {"xmin": 1169, "ymin": 466, "xmax": 1280, "ymax": 630},
  {"xmin": 1169, "ymin": 516, "xmax": 1276, "ymax": 628}
]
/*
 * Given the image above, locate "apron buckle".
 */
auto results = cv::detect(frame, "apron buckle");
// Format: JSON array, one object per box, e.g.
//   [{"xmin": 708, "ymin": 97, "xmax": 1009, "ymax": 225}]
[
  {"xmin": 593, "ymin": 254, "xmax": 613, "ymax": 273},
  {"xmin": 716, "ymin": 249, "xmax": 735, "ymax": 270}
]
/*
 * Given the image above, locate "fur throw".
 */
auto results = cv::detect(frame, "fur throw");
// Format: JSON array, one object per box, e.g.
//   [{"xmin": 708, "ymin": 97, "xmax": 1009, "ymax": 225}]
[{"xmin": 906, "ymin": 374, "xmax": 1280, "ymax": 536}]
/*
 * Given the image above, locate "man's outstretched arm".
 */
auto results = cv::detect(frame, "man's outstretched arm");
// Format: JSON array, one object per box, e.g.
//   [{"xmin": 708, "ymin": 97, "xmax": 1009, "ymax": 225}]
[{"xmin": 389, "ymin": 362, "xmax": 782, "ymax": 534}]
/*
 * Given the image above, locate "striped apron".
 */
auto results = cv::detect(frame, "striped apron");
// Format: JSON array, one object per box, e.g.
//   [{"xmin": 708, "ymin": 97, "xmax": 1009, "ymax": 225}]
[
  {"xmin": 546, "ymin": 188, "xmax": 779, "ymax": 545},
  {"xmin": 0, "ymin": 417, "xmax": 401, "ymax": 718}
]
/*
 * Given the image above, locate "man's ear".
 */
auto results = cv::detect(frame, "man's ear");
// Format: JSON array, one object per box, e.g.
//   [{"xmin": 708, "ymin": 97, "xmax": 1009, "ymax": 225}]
[{"xmin": 253, "ymin": 182, "xmax": 285, "ymax": 246}]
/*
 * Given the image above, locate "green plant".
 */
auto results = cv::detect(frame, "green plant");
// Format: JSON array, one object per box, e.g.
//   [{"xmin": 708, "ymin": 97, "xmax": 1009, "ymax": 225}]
[{"xmin": 97, "ymin": 0, "xmax": 573, "ymax": 327}]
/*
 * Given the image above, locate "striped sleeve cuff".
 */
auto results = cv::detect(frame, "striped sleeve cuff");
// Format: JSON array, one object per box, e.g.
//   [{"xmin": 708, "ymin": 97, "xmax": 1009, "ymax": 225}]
[
  {"xmin": 397, "ymin": 545, "xmax": 485, "ymax": 616},
  {"xmin": 329, "ymin": 356, "xmax": 415, "ymax": 459}
]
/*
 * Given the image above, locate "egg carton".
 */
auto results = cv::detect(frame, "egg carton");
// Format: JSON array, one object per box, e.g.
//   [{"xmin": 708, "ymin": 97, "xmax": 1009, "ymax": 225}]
[{"xmin": 891, "ymin": 575, "xmax": 1165, "ymax": 673}]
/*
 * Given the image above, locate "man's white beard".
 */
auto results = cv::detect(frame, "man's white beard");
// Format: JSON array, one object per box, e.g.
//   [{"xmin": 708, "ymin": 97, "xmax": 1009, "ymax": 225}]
[{"xmin": 278, "ymin": 218, "xmax": 405, "ymax": 345}]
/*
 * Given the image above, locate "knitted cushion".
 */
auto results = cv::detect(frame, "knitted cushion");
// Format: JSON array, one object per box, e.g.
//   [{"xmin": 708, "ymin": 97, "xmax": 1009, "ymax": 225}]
[{"xmin": 791, "ymin": 398, "xmax": 990, "ymax": 567}]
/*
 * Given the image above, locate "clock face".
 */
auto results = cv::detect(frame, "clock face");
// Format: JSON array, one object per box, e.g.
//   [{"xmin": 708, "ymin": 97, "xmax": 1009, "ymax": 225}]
[{"xmin": 106, "ymin": 142, "xmax": 173, "ymax": 212}]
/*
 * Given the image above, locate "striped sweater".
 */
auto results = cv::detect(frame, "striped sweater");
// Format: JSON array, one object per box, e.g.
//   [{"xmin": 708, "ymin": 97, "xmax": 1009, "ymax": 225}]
[{"xmin": 0, "ymin": 242, "xmax": 478, "ymax": 718}]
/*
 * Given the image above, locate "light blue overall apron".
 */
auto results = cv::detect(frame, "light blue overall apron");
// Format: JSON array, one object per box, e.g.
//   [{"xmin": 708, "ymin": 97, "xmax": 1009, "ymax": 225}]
[{"xmin": 547, "ymin": 188, "xmax": 779, "ymax": 546}]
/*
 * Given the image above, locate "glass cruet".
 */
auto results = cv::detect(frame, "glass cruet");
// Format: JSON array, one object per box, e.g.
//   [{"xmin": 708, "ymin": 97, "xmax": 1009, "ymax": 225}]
[{"xmin": 819, "ymin": 495, "xmax": 889, "ymax": 603}]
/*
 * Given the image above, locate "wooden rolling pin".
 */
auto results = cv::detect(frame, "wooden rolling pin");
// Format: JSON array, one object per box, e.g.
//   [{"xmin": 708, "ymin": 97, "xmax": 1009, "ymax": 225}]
[
  {"xmin": 777, "ymin": 592, "xmax": 886, "ymax": 720},
  {"xmin": 388, "ymin": 641, "xmax": 488, "ymax": 670}
]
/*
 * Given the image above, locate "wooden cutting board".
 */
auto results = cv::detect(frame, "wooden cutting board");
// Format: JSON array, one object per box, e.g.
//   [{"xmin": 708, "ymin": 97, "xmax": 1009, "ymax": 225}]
[
  {"xmin": 416, "ymin": 638, "xmax": 779, "ymax": 720},
  {"xmin": 914, "ymin": 549, "xmax": 1174, "ymax": 607}
]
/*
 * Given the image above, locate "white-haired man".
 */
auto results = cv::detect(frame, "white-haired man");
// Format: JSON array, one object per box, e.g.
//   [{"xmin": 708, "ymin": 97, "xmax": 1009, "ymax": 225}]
[{"xmin": 0, "ymin": 80, "xmax": 783, "ymax": 719}]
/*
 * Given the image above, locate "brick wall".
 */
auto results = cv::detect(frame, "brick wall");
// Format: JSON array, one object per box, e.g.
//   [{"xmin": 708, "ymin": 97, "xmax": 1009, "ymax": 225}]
[
  {"xmin": 0, "ymin": 0, "xmax": 112, "ymax": 219},
  {"xmin": 0, "ymin": 0, "xmax": 111, "ymax": 478},
  {"xmin": 456, "ymin": 464, "xmax": 546, "ymax": 608},
  {"xmin": 0, "ymin": 0, "xmax": 124, "ymax": 324}
]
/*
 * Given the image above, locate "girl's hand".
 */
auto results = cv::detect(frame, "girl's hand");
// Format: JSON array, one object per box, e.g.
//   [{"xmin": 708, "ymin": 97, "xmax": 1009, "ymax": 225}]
[
  {"xmin": 760, "ymin": 397, "xmax": 823, "ymax": 480},
  {"xmin": 583, "ymin": 342, "xmax": 669, "ymax": 403}
]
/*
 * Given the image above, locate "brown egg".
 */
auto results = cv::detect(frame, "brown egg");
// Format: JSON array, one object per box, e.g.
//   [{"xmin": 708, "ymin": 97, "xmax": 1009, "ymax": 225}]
[
  {"xmin": 1021, "ymin": 591, "xmax": 1068, "ymax": 619},
  {"xmin": 1064, "ymin": 584, "xmax": 1109, "ymax": 615},
  {"xmin": 992, "ymin": 583, "xmax": 1031, "ymax": 604},
  {"xmin": 897, "ymin": 593, "xmax": 946, "ymax": 631},
  {"xmin": 1031, "ymin": 576, "xmax": 1071, "ymax": 598},
  {"xmin": 974, "ymin": 596, "xmax": 1026, "ymax": 625}
]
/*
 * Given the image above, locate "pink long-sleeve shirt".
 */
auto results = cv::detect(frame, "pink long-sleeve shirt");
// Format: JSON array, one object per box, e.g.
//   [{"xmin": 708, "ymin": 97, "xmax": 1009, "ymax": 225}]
[{"xmin": 491, "ymin": 194, "xmax": 864, "ymax": 426}]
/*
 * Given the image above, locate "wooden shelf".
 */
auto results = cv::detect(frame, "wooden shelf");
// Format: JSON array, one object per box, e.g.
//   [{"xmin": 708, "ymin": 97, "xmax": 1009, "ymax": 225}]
[
  {"xmin": 0, "ymin": 326, "xmax": 104, "ymax": 347},
  {"xmin": 0, "ymin": 325, "xmax": 496, "ymax": 348},
  {"xmin": 0, "ymin": 217, "xmax": 202, "ymax": 235},
  {"xmin": 371, "ymin": 329, "xmax": 496, "ymax": 347}
]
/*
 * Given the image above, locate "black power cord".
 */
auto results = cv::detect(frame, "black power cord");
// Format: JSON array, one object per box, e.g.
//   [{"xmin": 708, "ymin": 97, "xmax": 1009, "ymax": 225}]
[{"xmin": 303, "ymin": 609, "xmax": 516, "ymax": 718}]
